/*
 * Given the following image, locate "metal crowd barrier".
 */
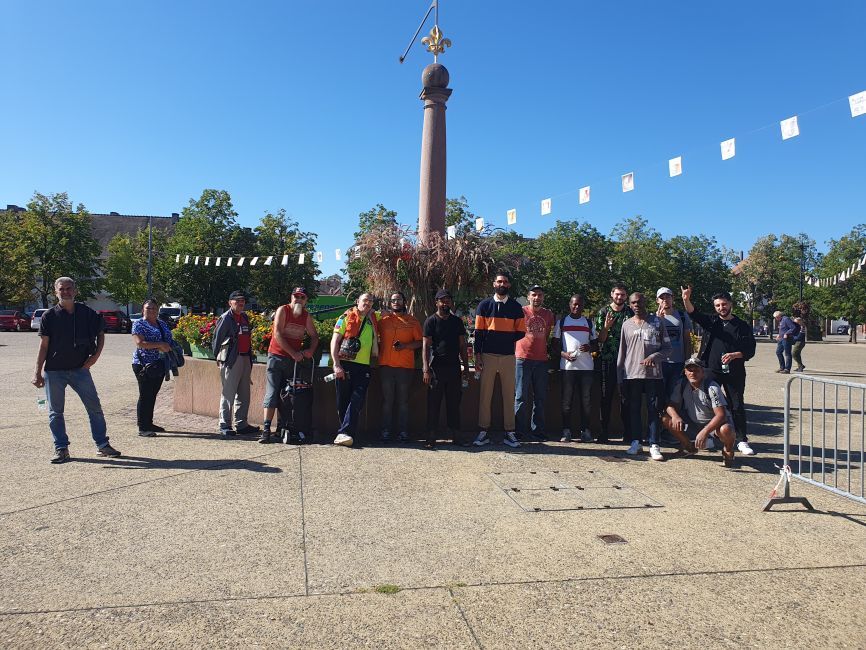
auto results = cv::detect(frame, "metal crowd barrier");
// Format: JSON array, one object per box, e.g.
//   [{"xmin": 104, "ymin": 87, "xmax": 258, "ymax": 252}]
[{"xmin": 764, "ymin": 375, "xmax": 866, "ymax": 511}]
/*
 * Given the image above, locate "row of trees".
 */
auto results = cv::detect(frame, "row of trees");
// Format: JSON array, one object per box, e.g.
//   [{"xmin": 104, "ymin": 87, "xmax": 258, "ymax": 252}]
[{"xmin": 0, "ymin": 190, "xmax": 320, "ymax": 311}]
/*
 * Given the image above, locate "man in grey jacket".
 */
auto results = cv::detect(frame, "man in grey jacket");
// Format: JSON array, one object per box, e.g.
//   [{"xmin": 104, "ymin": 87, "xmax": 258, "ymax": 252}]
[{"xmin": 212, "ymin": 290, "xmax": 259, "ymax": 438}]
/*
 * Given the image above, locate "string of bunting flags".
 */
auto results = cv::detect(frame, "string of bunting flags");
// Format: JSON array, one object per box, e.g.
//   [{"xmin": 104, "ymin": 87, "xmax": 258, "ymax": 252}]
[
  {"xmin": 804, "ymin": 252, "xmax": 866, "ymax": 287},
  {"xmin": 173, "ymin": 249, "xmax": 353, "ymax": 267}
]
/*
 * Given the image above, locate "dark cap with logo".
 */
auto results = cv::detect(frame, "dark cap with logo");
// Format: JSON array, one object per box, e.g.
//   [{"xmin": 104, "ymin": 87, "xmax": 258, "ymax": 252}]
[
  {"xmin": 229, "ymin": 290, "xmax": 246, "ymax": 300},
  {"xmin": 528, "ymin": 284, "xmax": 544, "ymax": 293},
  {"xmin": 434, "ymin": 289, "xmax": 452, "ymax": 300}
]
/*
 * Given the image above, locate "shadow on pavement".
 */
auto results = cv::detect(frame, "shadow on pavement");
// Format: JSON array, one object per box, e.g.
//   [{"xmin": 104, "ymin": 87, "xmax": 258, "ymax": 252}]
[{"xmin": 69, "ymin": 455, "xmax": 283, "ymax": 473}]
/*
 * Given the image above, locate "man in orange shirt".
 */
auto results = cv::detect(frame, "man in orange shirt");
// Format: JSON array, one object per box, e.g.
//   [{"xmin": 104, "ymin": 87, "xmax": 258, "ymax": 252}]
[{"xmin": 377, "ymin": 291, "xmax": 423, "ymax": 442}]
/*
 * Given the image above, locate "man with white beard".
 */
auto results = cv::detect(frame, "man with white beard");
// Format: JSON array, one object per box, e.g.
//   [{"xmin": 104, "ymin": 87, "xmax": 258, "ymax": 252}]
[{"xmin": 261, "ymin": 287, "xmax": 319, "ymax": 443}]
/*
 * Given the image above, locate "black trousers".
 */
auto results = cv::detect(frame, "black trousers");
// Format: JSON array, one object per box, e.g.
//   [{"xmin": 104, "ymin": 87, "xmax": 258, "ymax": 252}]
[
  {"xmin": 132, "ymin": 364, "xmax": 164, "ymax": 430},
  {"xmin": 427, "ymin": 361, "xmax": 462, "ymax": 437},
  {"xmin": 599, "ymin": 359, "xmax": 628, "ymax": 439},
  {"xmin": 711, "ymin": 369, "xmax": 749, "ymax": 443},
  {"xmin": 561, "ymin": 370, "xmax": 594, "ymax": 432}
]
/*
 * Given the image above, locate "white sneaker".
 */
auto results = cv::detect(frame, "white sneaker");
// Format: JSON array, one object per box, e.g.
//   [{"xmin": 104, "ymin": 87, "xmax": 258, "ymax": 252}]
[
  {"xmin": 560, "ymin": 428, "xmax": 572, "ymax": 443},
  {"xmin": 503, "ymin": 431, "xmax": 521, "ymax": 448},
  {"xmin": 737, "ymin": 441, "xmax": 756, "ymax": 456},
  {"xmin": 705, "ymin": 436, "xmax": 715, "ymax": 450},
  {"xmin": 473, "ymin": 431, "xmax": 490, "ymax": 447},
  {"xmin": 334, "ymin": 433, "xmax": 353, "ymax": 447},
  {"xmin": 626, "ymin": 440, "xmax": 642, "ymax": 455},
  {"xmin": 580, "ymin": 429, "xmax": 594, "ymax": 443},
  {"xmin": 649, "ymin": 444, "xmax": 664, "ymax": 461}
]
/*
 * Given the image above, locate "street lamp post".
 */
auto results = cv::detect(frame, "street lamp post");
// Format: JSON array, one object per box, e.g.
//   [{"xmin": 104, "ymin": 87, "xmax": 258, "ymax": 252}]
[
  {"xmin": 146, "ymin": 215, "xmax": 153, "ymax": 298},
  {"xmin": 798, "ymin": 242, "xmax": 805, "ymax": 302}
]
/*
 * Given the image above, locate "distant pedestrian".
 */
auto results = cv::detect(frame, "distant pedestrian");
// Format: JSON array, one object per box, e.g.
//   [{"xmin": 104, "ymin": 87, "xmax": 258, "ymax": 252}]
[
  {"xmin": 32, "ymin": 277, "xmax": 121, "ymax": 463},
  {"xmin": 792, "ymin": 315, "xmax": 807, "ymax": 372},
  {"xmin": 682, "ymin": 286, "xmax": 757, "ymax": 456},
  {"xmin": 131, "ymin": 298, "xmax": 175, "ymax": 437},
  {"xmin": 594, "ymin": 283, "xmax": 633, "ymax": 443},
  {"xmin": 261, "ymin": 287, "xmax": 319, "ymax": 444},
  {"xmin": 655, "ymin": 286, "xmax": 693, "ymax": 395},
  {"xmin": 552, "ymin": 294, "xmax": 598, "ymax": 443},
  {"xmin": 377, "ymin": 291, "xmax": 423, "ymax": 442},
  {"xmin": 773, "ymin": 310, "xmax": 800, "ymax": 374},
  {"xmin": 212, "ymin": 290, "xmax": 260, "ymax": 438},
  {"xmin": 617, "ymin": 292, "xmax": 671, "ymax": 460},
  {"xmin": 422, "ymin": 289, "xmax": 469, "ymax": 447},
  {"xmin": 514, "ymin": 284, "xmax": 555, "ymax": 442},
  {"xmin": 472, "ymin": 273, "xmax": 526, "ymax": 448}
]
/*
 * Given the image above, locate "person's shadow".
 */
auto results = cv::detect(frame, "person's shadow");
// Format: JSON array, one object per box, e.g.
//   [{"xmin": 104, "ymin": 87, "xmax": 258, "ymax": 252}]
[{"xmin": 72, "ymin": 455, "xmax": 283, "ymax": 473}]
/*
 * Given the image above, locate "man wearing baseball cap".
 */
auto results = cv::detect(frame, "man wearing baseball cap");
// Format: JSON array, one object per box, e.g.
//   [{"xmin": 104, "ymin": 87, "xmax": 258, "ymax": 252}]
[
  {"xmin": 661, "ymin": 355, "xmax": 737, "ymax": 467},
  {"xmin": 261, "ymin": 287, "xmax": 319, "ymax": 444},
  {"xmin": 655, "ymin": 287, "xmax": 693, "ymax": 396}
]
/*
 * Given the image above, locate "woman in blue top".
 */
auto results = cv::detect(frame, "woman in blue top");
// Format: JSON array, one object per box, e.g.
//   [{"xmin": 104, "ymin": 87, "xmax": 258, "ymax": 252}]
[{"xmin": 131, "ymin": 299, "xmax": 174, "ymax": 436}]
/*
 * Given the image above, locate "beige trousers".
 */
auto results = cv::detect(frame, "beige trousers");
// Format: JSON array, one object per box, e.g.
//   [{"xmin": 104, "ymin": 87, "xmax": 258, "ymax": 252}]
[{"xmin": 478, "ymin": 353, "xmax": 516, "ymax": 430}]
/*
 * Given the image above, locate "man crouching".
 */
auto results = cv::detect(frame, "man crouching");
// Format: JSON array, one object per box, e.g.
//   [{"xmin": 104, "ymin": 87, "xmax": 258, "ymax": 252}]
[{"xmin": 661, "ymin": 355, "xmax": 737, "ymax": 467}]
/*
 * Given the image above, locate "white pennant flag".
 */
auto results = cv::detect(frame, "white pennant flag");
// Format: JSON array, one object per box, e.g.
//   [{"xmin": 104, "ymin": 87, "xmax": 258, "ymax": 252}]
[
  {"xmin": 446, "ymin": 225, "xmax": 456, "ymax": 239},
  {"xmin": 579, "ymin": 186, "xmax": 590, "ymax": 205},
  {"xmin": 721, "ymin": 138, "xmax": 736, "ymax": 160},
  {"xmin": 475, "ymin": 217, "xmax": 484, "ymax": 231},
  {"xmin": 175, "ymin": 254, "xmax": 180, "ymax": 263},
  {"xmin": 507, "ymin": 209, "xmax": 517, "ymax": 225},
  {"xmin": 540, "ymin": 199, "xmax": 551, "ymax": 216},
  {"xmin": 184, "ymin": 255, "xmax": 190, "ymax": 264},
  {"xmin": 316, "ymin": 251, "xmax": 323, "ymax": 263},
  {"xmin": 249, "ymin": 256, "xmax": 259, "ymax": 266},
  {"xmin": 335, "ymin": 249, "xmax": 342, "ymax": 261},
  {"xmin": 861, "ymin": 253, "xmax": 866, "ymax": 267},
  {"xmin": 227, "ymin": 257, "xmax": 233, "ymax": 266},
  {"xmin": 780, "ymin": 116, "xmax": 799, "ymax": 140},
  {"xmin": 298, "ymin": 253, "xmax": 305, "ymax": 264},
  {"xmin": 237, "ymin": 257, "xmax": 245, "ymax": 266},
  {"xmin": 204, "ymin": 257, "xmax": 210, "ymax": 266},
  {"xmin": 849, "ymin": 91, "xmax": 866, "ymax": 118},
  {"xmin": 264, "ymin": 256, "xmax": 273, "ymax": 266},
  {"xmin": 194, "ymin": 256, "xmax": 200, "ymax": 265},
  {"xmin": 669, "ymin": 156, "xmax": 683, "ymax": 177},
  {"xmin": 215, "ymin": 257, "xmax": 221, "ymax": 266},
  {"xmin": 621, "ymin": 172, "xmax": 634, "ymax": 193},
  {"xmin": 281, "ymin": 254, "xmax": 289, "ymax": 266}
]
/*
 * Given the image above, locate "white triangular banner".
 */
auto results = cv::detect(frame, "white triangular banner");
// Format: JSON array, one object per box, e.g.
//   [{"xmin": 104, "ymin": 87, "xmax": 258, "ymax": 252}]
[
  {"xmin": 446, "ymin": 225, "xmax": 456, "ymax": 240},
  {"xmin": 621, "ymin": 172, "xmax": 634, "ymax": 193},
  {"xmin": 850, "ymin": 91, "xmax": 866, "ymax": 118},
  {"xmin": 721, "ymin": 138, "xmax": 736, "ymax": 160},
  {"xmin": 780, "ymin": 116, "xmax": 799, "ymax": 140},
  {"xmin": 507, "ymin": 209, "xmax": 517, "ymax": 225},
  {"xmin": 475, "ymin": 217, "xmax": 484, "ymax": 231},
  {"xmin": 669, "ymin": 156, "xmax": 683, "ymax": 177},
  {"xmin": 579, "ymin": 186, "xmax": 590, "ymax": 205},
  {"xmin": 540, "ymin": 199, "xmax": 551, "ymax": 216}
]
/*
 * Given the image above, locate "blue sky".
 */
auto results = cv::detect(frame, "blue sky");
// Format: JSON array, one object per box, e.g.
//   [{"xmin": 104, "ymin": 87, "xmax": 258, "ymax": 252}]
[{"xmin": 2, "ymin": 1, "xmax": 864, "ymax": 278}]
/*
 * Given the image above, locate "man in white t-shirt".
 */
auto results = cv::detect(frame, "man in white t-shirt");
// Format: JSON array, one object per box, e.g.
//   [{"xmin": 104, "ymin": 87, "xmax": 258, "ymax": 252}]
[{"xmin": 552, "ymin": 294, "xmax": 598, "ymax": 442}]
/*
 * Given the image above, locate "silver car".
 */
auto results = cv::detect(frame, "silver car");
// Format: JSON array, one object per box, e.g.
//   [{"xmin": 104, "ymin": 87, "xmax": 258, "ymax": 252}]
[{"xmin": 30, "ymin": 308, "xmax": 48, "ymax": 331}]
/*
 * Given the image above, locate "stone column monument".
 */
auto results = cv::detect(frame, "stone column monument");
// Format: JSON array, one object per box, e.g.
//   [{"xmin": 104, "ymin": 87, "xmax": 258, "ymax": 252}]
[{"xmin": 416, "ymin": 26, "xmax": 452, "ymax": 244}]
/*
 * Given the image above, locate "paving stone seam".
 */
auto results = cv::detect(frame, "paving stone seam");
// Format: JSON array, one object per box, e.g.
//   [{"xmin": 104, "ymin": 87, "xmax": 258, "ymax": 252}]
[
  {"xmin": 0, "ymin": 446, "xmax": 300, "ymax": 517},
  {"xmin": 447, "ymin": 587, "xmax": 484, "ymax": 649},
  {"xmin": 298, "ymin": 446, "xmax": 310, "ymax": 596},
  {"xmin": 3, "ymin": 563, "xmax": 864, "ymax": 618}
]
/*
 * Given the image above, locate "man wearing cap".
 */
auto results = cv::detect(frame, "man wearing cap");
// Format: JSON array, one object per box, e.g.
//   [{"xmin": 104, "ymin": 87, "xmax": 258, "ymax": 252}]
[
  {"xmin": 423, "ymin": 289, "xmax": 469, "ymax": 447},
  {"xmin": 212, "ymin": 290, "xmax": 260, "ymax": 438},
  {"xmin": 377, "ymin": 290, "xmax": 423, "ymax": 442},
  {"xmin": 261, "ymin": 287, "xmax": 319, "ymax": 444},
  {"xmin": 681, "ymin": 286, "xmax": 757, "ymax": 456},
  {"xmin": 662, "ymin": 355, "xmax": 737, "ymax": 467},
  {"xmin": 514, "ymin": 284, "xmax": 555, "ymax": 442},
  {"xmin": 773, "ymin": 310, "xmax": 800, "ymax": 374},
  {"xmin": 656, "ymin": 286, "xmax": 693, "ymax": 396}
]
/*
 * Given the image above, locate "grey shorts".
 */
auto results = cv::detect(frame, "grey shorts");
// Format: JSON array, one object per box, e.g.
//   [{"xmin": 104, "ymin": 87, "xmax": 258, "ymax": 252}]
[{"xmin": 263, "ymin": 354, "xmax": 297, "ymax": 409}]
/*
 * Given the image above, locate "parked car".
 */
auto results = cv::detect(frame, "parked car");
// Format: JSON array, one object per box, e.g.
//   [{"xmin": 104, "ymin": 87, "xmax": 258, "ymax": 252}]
[
  {"xmin": 30, "ymin": 308, "xmax": 48, "ymax": 331},
  {"xmin": 98, "ymin": 310, "xmax": 131, "ymax": 333},
  {"xmin": 158, "ymin": 305, "xmax": 183, "ymax": 329},
  {"xmin": 130, "ymin": 312, "xmax": 143, "ymax": 322},
  {"xmin": 837, "ymin": 325, "xmax": 850, "ymax": 335},
  {"xmin": 0, "ymin": 310, "xmax": 31, "ymax": 331}
]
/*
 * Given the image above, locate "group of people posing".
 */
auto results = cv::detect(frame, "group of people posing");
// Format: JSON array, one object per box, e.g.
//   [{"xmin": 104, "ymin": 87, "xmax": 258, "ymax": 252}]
[{"xmin": 33, "ymin": 274, "xmax": 760, "ymax": 469}]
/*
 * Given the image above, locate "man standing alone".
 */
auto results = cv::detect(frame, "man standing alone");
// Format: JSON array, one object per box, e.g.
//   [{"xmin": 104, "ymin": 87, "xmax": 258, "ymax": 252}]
[
  {"xmin": 514, "ymin": 284, "xmax": 555, "ymax": 442},
  {"xmin": 473, "ymin": 273, "xmax": 526, "ymax": 448},
  {"xmin": 773, "ymin": 310, "xmax": 800, "ymax": 374},
  {"xmin": 682, "ymin": 287, "xmax": 757, "ymax": 456}
]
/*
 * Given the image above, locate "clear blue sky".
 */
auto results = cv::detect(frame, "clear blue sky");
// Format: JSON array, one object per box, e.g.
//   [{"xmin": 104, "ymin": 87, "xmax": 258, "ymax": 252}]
[{"xmin": 2, "ymin": 1, "xmax": 864, "ymax": 278}]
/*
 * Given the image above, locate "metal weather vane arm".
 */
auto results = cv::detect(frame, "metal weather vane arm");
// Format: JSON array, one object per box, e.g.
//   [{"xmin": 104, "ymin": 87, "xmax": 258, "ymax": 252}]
[{"xmin": 399, "ymin": 0, "xmax": 452, "ymax": 64}]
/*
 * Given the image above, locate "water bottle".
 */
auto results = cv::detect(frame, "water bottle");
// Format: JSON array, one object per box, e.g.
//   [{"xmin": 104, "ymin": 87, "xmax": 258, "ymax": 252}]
[
  {"xmin": 462, "ymin": 378, "xmax": 469, "ymax": 390},
  {"xmin": 323, "ymin": 371, "xmax": 348, "ymax": 383},
  {"xmin": 36, "ymin": 397, "xmax": 47, "ymax": 412},
  {"xmin": 721, "ymin": 362, "xmax": 730, "ymax": 374}
]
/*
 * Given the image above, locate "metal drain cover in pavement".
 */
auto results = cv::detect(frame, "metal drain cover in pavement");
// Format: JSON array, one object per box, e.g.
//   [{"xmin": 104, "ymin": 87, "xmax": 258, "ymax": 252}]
[
  {"xmin": 598, "ymin": 534, "xmax": 628, "ymax": 544},
  {"xmin": 488, "ymin": 470, "xmax": 663, "ymax": 512}
]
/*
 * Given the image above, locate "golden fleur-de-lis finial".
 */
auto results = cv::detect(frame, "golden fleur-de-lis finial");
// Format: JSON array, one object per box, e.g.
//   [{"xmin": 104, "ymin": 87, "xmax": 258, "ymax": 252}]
[{"xmin": 421, "ymin": 25, "xmax": 451, "ymax": 62}]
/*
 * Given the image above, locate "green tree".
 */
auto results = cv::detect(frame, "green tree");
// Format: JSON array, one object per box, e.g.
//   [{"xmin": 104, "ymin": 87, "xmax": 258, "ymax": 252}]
[
  {"xmin": 445, "ymin": 195, "xmax": 477, "ymax": 234},
  {"xmin": 343, "ymin": 203, "xmax": 398, "ymax": 299},
  {"xmin": 250, "ymin": 209, "xmax": 319, "ymax": 309},
  {"xmin": 667, "ymin": 234, "xmax": 733, "ymax": 316},
  {"xmin": 17, "ymin": 192, "xmax": 103, "ymax": 306},
  {"xmin": 609, "ymin": 216, "xmax": 671, "ymax": 298},
  {"xmin": 162, "ymin": 189, "xmax": 254, "ymax": 311},
  {"xmin": 103, "ymin": 233, "xmax": 147, "ymax": 314},
  {"xmin": 813, "ymin": 225, "xmax": 866, "ymax": 343},
  {"xmin": 0, "ymin": 209, "xmax": 35, "ymax": 305}
]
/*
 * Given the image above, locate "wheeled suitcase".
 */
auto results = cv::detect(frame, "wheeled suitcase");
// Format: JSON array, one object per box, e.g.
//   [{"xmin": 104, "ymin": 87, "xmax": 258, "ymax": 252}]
[{"xmin": 278, "ymin": 361, "xmax": 315, "ymax": 443}]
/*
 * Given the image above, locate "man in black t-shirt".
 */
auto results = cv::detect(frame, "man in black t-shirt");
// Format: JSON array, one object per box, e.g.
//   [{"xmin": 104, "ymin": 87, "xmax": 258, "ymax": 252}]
[
  {"xmin": 32, "ymin": 277, "xmax": 121, "ymax": 464},
  {"xmin": 682, "ymin": 286, "xmax": 756, "ymax": 456},
  {"xmin": 422, "ymin": 289, "xmax": 469, "ymax": 448}
]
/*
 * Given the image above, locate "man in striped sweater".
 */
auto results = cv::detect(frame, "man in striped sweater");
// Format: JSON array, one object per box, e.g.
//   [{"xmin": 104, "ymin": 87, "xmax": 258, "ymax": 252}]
[{"xmin": 472, "ymin": 273, "xmax": 527, "ymax": 448}]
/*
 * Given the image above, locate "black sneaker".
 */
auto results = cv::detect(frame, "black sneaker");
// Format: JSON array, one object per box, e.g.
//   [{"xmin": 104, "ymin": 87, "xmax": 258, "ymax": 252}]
[
  {"xmin": 138, "ymin": 430, "xmax": 157, "ymax": 437},
  {"xmin": 237, "ymin": 425, "xmax": 260, "ymax": 435},
  {"xmin": 97, "ymin": 444, "xmax": 121, "ymax": 458},
  {"xmin": 220, "ymin": 429, "xmax": 236, "ymax": 439},
  {"xmin": 50, "ymin": 448, "xmax": 70, "ymax": 464},
  {"xmin": 150, "ymin": 425, "xmax": 166, "ymax": 433},
  {"xmin": 258, "ymin": 429, "xmax": 272, "ymax": 444}
]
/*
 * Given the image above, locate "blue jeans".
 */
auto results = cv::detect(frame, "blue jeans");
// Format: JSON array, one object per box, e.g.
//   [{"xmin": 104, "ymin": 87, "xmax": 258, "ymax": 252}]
[
  {"xmin": 623, "ymin": 378, "xmax": 663, "ymax": 445},
  {"xmin": 336, "ymin": 360, "xmax": 372, "ymax": 439},
  {"xmin": 515, "ymin": 358, "xmax": 549, "ymax": 436},
  {"xmin": 43, "ymin": 368, "xmax": 109, "ymax": 450},
  {"xmin": 776, "ymin": 338, "xmax": 793, "ymax": 371}
]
